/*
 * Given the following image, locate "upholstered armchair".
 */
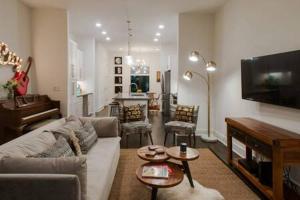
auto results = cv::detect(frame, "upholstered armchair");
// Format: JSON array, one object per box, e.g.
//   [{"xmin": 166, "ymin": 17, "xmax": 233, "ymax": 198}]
[
  {"xmin": 110, "ymin": 104, "xmax": 153, "ymax": 148},
  {"xmin": 164, "ymin": 104, "xmax": 199, "ymax": 147}
]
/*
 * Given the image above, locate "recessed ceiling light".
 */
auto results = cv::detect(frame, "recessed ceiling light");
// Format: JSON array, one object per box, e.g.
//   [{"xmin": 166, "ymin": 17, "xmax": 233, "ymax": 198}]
[
  {"xmin": 153, "ymin": 38, "xmax": 159, "ymax": 42},
  {"xmin": 119, "ymin": 47, "xmax": 123, "ymax": 51},
  {"xmin": 102, "ymin": 31, "xmax": 107, "ymax": 35},
  {"xmin": 96, "ymin": 23, "xmax": 102, "ymax": 28},
  {"xmin": 158, "ymin": 24, "xmax": 165, "ymax": 29},
  {"xmin": 156, "ymin": 32, "xmax": 161, "ymax": 36},
  {"xmin": 106, "ymin": 37, "xmax": 111, "ymax": 41}
]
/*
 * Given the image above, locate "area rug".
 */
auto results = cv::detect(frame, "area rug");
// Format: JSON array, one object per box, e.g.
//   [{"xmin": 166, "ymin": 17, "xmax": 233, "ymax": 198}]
[{"xmin": 108, "ymin": 149, "xmax": 259, "ymax": 200}]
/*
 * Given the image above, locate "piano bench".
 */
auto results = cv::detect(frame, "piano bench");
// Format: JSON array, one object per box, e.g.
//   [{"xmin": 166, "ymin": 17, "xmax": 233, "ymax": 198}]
[{"xmin": 24, "ymin": 119, "xmax": 58, "ymax": 132}]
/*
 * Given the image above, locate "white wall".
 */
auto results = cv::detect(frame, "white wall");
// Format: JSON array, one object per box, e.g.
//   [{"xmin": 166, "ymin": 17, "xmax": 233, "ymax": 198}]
[
  {"xmin": 160, "ymin": 43, "xmax": 178, "ymax": 94},
  {"xmin": 0, "ymin": 0, "xmax": 32, "ymax": 97},
  {"xmin": 213, "ymin": 0, "xmax": 300, "ymax": 184},
  {"xmin": 177, "ymin": 12, "xmax": 215, "ymax": 132},
  {"xmin": 32, "ymin": 8, "xmax": 69, "ymax": 116},
  {"xmin": 95, "ymin": 42, "xmax": 109, "ymax": 111},
  {"xmin": 99, "ymin": 50, "xmax": 162, "ymax": 105}
]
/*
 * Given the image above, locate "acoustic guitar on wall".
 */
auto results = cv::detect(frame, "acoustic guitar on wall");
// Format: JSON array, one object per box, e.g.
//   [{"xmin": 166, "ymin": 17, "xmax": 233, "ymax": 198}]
[{"xmin": 12, "ymin": 57, "xmax": 33, "ymax": 96}]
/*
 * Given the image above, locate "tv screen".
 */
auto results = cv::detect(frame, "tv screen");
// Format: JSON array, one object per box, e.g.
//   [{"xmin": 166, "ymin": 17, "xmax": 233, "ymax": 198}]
[
  {"xmin": 131, "ymin": 75, "xmax": 149, "ymax": 93},
  {"xmin": 241, "ymin": 50, "xmax": 300, "ymax": 109}
]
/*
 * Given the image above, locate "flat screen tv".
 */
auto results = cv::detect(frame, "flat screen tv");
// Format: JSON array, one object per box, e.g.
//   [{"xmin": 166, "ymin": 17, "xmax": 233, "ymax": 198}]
[
  {"xmin": 241, "ymin": 50, "xmax": 300, "ymax": 109},
  {"xmin": 131, "ymin": 75, "xmax": 149, "ymax": 93}
]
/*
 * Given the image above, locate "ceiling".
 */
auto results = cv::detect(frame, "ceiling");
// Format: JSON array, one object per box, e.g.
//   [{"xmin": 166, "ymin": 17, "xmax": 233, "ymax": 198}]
[{"xmin": 22, "ymin": 0, "xmax": 226, "ymax": 51}]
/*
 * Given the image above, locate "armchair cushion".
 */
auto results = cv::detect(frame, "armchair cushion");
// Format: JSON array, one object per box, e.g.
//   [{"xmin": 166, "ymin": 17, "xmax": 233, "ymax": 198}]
[
  {"xmin": 175, "ymin": 105, "xmax": 195, "ymax": 123},
  {"xmin": 165, "ymin": 121, "xmax": 196, "ymax": 134},
  {"xmin": 122, "ymin": 121, "xmax": 152, "ymax": 136},
  {"xmin": 0, "ymin": 156, "xmax": 87, "ymax": 200},
  {"xmin": 124, "ymin": 104, "xmax": 144, "ymax": 122}
]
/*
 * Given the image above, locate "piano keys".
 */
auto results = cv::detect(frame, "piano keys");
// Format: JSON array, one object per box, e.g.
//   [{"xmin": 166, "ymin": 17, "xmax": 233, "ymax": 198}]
[{"xmin": 0, "ymin": 94, "xmax": 61, "ymax": 144}]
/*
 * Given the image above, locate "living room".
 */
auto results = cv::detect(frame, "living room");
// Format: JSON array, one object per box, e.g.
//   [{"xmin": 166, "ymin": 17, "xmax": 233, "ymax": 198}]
[{"xmin": 0, "ymin": 0, "xmax": 300, "ymax": 200}]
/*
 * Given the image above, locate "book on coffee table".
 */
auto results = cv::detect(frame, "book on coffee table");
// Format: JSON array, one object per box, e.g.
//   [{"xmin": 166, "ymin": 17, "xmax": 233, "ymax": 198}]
[{"xmin": 142, "ymin": 165, "xmax": 169, "ymax": 179}]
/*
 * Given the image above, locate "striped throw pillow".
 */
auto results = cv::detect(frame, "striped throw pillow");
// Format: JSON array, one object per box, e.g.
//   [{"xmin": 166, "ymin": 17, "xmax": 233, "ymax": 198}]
[
  {"xmin": 74, "ymin": 121, "xmax": 97, "ymax": 154},
  {"xmin": 32, "ymin": 136, "xmax": 75, "ymax": 158}
]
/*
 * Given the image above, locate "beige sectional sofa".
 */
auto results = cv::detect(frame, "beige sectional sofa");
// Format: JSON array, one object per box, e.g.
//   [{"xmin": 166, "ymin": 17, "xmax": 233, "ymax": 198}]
[{"xmin": 0, "ymin": 117, "xmax": 121, "ymax": 200}]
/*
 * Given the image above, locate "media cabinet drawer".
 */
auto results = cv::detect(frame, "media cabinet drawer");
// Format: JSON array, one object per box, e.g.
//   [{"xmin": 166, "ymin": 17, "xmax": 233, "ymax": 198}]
[
  {"xmin": 246, "ymin": 136, "xmax": 272, "ymax": 158},
  {"xmin": 230, "ymin": 127, "xmax": 246, "ymax": 143}
]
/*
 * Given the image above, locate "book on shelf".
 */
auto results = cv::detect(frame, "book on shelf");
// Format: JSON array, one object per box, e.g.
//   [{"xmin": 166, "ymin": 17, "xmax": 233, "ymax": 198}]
[{"xmin": 142, "ymin": 165, "xmax": 169, "ymax": 179}]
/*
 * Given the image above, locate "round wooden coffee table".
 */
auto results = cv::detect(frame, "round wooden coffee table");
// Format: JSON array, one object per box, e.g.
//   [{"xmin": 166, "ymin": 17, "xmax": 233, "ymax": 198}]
[
  {"xmin": 136, "ymin": 162, "xmax": 184, "ymax": 200},
  {"xmin": 166, "ymin": 146, "xmax": 199, "ymax": 187},
  {"xmin": 137, "ymin": 145, "xmax": 169, "ymax": 162}
]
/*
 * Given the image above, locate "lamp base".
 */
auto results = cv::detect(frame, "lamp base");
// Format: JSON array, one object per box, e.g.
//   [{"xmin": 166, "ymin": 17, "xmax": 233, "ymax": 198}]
[{"xmin": 200, "ymin": 134, "xmax": 218, "ymax": 143}]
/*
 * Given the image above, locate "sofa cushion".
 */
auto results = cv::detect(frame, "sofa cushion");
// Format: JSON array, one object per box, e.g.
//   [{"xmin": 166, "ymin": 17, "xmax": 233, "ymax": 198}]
[
  {"xmin": 86, "ymin": 137, "xmax": 120, "ymax": 200},
  {"xmin": 74, "ymin": 126, "xmax": 97, "ymax": 154},
  {"xmin": 0, "ymin": 131, "xmax": 57, "ymax": 158},
  {"xmin": 31, "ymin": 136, "xmax": 75, "ymax": 158},
  {"xmin": 0, "ymin": 156, "xmax": 87, "ymax": 200}
]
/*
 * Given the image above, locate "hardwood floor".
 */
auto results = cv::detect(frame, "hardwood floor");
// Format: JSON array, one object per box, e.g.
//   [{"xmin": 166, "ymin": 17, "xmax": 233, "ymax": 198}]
[{"xmin": 96, "ymin": 107, "xmax": 299, "ymax": 199}]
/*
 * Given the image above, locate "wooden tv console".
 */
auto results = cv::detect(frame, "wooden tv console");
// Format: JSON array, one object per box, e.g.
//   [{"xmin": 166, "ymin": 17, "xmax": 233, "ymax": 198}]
[{"xmin": 226, "ymin": 117, "xmax": 300, "ymax": 200}]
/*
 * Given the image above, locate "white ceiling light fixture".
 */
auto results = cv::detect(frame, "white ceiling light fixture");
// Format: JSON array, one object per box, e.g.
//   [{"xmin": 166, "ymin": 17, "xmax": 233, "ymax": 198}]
[
  {"xmin": 156, "ymin": 32, "xmax": 161, "ymax": 36},
  {"xmin": 153, "ymin": 38, "xmax": 159, "ymax": 42},
  {"xmin": 101, "ymin": 31, "xmax": 107, "ymax": 35},
  {"xmin": 95, "ymin": 23, "xmax": 102, "ymax": 28},
  {"xmin": 158, "ymin": 24, "xmax": 165, "ymax": 29},
  {"xmin": 125, "ymin": 20, "xmax": 134, "ymax": 65},
  {"xmin": 105, "ymin": 37, "xmax": 111, "ymax": 41}
]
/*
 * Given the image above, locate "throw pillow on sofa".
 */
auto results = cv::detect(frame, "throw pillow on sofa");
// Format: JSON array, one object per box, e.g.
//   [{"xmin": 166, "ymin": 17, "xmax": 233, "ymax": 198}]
[
  {"xmin": 74, "ymin": 121, "xmax": 97, "ymax": 154},
  {"xmin": 66, "ymin": 115, "xmax": 83, "ymax": 129},
  {"xmin": 30, "ymin": 136, "xmax": 75, "ymax": 158},
  {"xmin": 53, "ymin": 127, "xmax": 82, "ymax": 156}
]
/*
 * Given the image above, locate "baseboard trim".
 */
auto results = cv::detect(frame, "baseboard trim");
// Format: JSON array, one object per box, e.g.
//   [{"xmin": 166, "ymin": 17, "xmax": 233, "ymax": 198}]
[
  {"xmin": 214, "ymin": 130, "xmax": 245, "ymax": 158},
  {"xmin": 196, "ymin": 128, "xmax": 245, "ymax": 158}
]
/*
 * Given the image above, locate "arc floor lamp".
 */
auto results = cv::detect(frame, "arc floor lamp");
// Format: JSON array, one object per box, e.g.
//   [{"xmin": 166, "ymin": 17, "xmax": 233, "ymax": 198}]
[{"xmin": 183, "ymin": 51, "xmax": 218, "ymax": 143}]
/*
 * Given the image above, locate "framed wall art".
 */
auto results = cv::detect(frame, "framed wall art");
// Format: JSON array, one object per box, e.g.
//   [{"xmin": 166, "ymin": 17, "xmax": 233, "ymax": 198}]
[
  {"xmin": 115, "ymin": 86, "xmax": 122, "ymax": 94},
  {"xmin": 115, "ymin": 66, "xmax": 122, "ymax": 74},
  {"xmin": 114, "ymin": 57, "xmax": 122, "ymax": 65},
  {"xmin": 114, "ymin": 76, "xmax": 122, "ymax": 84}
]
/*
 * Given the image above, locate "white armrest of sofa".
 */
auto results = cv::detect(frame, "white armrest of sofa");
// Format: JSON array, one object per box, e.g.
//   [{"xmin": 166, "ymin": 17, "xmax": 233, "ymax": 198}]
[
  {"xmin": 80, "ymin": 117, "xmax": 120, "ymax": 138},
  {"xmin": 0, "ymin": 174, "xmax": 80, "ymax": 200}
]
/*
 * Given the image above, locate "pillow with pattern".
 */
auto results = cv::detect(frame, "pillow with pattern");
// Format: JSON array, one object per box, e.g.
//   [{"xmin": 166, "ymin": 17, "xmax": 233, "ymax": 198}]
[
  {"xmin": 124, "ymin": 104, "xmax": 144, "ymax": 122},
  {"xmin": 175, "ymin": 105, "xmax": 194, "ymax": 123},
  {"xmin": 74, "ymin": 121, "xmax": 98, "ymax": 154},
  {"xmin": 31, "ymin": 136, "xmax": 75, "ymax": 158},
  {"xmin": 52, "ymin": 126, "xmax": 82, "ymax": 156}
]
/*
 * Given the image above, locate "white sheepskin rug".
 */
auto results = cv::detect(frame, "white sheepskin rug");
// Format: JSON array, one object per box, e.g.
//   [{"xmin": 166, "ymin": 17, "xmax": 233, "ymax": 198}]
[{"xmin": 157, "ymin": 176, "xmax": 224, "ymax": 200}]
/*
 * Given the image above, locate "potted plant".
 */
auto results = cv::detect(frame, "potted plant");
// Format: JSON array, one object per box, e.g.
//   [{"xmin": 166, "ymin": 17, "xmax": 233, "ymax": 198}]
[{"xmin": 2, "ymin": 80, "xmax": 17, "ymax": 99}]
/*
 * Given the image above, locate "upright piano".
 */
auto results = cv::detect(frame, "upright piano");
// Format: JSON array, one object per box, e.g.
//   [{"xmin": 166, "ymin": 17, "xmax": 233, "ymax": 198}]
[{"xmin": 0, "ymin": 94, "xmax": 61, "ymax": 144}]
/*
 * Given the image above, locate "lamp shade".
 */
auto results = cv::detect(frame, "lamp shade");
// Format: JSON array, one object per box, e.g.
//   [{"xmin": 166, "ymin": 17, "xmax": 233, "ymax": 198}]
[
  {"xmin": 125, "ymin": 55, "xmax": 133, "ymax": 65},
  {"xmin": 206, "ymin": 61, "xmax": 217, "ymax": 72},
  {"xmin": 189, "ymin": 51, "xmax": 200, "ymax": 62},
  {"xmin": 183, "ymin": 71, "xmax": 193, "ymax": 81}
]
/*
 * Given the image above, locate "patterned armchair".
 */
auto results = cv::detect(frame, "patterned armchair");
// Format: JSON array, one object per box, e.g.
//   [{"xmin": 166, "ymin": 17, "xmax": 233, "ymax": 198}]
[
  {"xmin": 110, "ymin": 103, "xmax": 153, "ymax": 148},
  {"xmin": 164, "ymin": 104, "xmax": 199, "ymax": 147}
]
